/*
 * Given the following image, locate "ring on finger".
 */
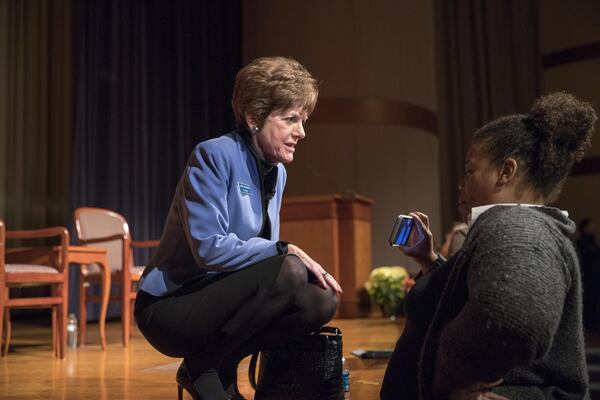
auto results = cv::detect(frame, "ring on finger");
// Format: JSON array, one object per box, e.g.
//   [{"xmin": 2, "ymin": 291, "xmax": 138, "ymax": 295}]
[{"xmin": 321, "ymin": 271, "xmax": 329, "ymax": 278}]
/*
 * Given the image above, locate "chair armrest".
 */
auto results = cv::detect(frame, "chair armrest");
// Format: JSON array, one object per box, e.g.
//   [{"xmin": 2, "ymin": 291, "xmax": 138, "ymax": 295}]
[
  {"xmin": 5, "ymin": 226, "xmax": 69, "ymax": 272},
  {"xmin": 5, "ymin": 247, "xmax": 58, "ymax": 268},
  {"xmin": 6, "ymin": 226, "xmax": 69, "ymax": 241},
  {"xmin": 131, "ymin": 240, "xmax": 160, "ymax": 248},
  {"xmin": 78, "ymin": 233, "xmax": 127, "ymax": 245}
]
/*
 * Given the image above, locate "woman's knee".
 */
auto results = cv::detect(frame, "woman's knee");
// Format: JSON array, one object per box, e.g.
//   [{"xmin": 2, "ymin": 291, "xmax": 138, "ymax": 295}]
[
  {"xmin": 320, "ymin": 287, "xmax": 338, "ymax": 323},
  {"xmin": 275, "ymin": 255, "xmax": 308, "ymax": 293},
  {"xmin": 304, "ymin": 286, "xmax": 338, "ymax": 327}
]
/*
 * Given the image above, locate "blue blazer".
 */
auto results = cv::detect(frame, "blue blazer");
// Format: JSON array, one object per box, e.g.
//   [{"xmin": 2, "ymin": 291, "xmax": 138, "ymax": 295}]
[{"xmin": 139, "ymin": 132, "xmax": 287, "ymax": 296}]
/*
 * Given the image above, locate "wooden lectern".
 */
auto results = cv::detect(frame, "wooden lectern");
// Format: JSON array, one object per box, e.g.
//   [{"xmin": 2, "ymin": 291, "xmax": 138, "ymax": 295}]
[{"xmin": 280, "ymin": 194, "xmax": 374, "ymax": 318}]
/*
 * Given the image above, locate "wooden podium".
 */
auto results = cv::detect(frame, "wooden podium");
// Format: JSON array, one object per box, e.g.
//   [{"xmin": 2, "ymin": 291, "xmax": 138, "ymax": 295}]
[{"xmin": 280, "ymin": 194, "xmax": 374, "ymax": 318}]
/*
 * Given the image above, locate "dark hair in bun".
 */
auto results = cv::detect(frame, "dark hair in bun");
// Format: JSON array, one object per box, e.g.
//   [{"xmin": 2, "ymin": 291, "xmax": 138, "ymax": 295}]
[{"xmin": 473, "ymin": 92, "xmax": 597, "ymax": 202}]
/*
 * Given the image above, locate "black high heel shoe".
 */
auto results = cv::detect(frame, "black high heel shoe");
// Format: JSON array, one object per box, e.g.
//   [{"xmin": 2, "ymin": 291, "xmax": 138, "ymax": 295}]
[
  {"xmin": 176, "ymin": 361, "xmax": 198, "ymax": 400},
  {"xmin": 176, "ymin": 362, "xmax": 228, "ymax": 400},
  {"xmin": 219, "ymin": 363, "xmax": 246, "ymax": 400}
]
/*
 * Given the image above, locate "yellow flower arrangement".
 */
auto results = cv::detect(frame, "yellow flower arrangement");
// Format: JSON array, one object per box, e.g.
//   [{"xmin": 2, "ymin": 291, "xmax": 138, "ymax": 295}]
[{"xmin": 365, "ymin": 266, "xmax": 413, "ymax": 318}]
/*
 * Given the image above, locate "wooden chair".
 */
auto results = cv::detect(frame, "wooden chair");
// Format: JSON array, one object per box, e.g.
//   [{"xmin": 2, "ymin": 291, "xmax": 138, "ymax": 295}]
[
  {"xmin": 0, "ymin": 219, "xmax": 70, "ymax": 358},
  {"xmin": 73, "ymin": 207, "xmax": 159, "ymax": 347}
]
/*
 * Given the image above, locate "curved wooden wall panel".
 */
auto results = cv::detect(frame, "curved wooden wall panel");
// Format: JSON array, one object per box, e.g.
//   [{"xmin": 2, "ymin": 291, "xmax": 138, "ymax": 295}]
[
  {"xmin": 309, "ymin": 97, "xmax": 438, "ymax": 136},
  {"xmin": 542, "ymin": 42, "xmax": 600, "ymax": 69}
]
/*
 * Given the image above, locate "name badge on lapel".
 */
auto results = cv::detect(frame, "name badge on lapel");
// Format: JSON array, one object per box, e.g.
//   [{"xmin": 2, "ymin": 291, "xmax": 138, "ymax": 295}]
[{"xmin": 238, "ymin": 182, "xmax": 251, "ymax": 197}]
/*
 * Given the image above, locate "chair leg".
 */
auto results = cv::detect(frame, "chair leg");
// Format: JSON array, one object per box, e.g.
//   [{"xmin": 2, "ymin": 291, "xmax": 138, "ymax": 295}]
[
  {"xmin": 57, "ymin": 306, "xmax": 65, "ymax": 359},
  {"xmin": 51, "ymin": 285, "xmax": 59, "ymax": 357},
  {"xmin": 2, "ymin": 309, "xmax": 11, "ymax": 356},
  {"xmin": 79, "ymin": 280, "xmax": 87, "ymax": 347},
  {"xmin": 122, "ymin": 288, "xmax": 131, "ymax": 347},
  {"xmin": 58, "ymin": 282, "xmax": 67, "ymax": 359},
  {"xmin": 52, "ymin": 306, "xmax": 58, "ymax": 357},
  {"xmin": 0, "ymin": 306, "xmax": 4, "ymax": 356},
  {"xmin": 130, "ymin": 298, "xmax": 135, "ymax": 339}
]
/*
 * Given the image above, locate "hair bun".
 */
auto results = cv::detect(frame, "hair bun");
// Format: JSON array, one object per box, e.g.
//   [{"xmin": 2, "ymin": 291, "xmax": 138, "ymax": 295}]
[{"xmin": 528, "ymin": 92, "xmax": 597, "ymax": 162}]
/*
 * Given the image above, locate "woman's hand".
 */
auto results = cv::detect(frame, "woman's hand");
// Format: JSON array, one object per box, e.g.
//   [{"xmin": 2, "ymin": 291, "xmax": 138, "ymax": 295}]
[
  {"xmin": 287, "ymin": 244, "xmax": 343, "ymax": 294},
  {"xmin": 397, "ymin": 212, "xmax": 438, "ymax": 273}
]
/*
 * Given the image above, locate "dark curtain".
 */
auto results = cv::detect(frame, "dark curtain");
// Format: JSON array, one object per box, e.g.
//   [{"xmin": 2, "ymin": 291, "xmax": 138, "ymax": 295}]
[
  {"xmin": 70, "ymin": 0, "xmax": 241, "ymax": 316},
  {"xmin": 0, "ymin": 0, "xmax": 72, "ymax": 319},
  {"xmin": 0, "ymin": 0, "xmax": 72, "ymax": 230},
  {"xmin": 72, "ymin": 0, "xmax": 241, "ymax": 238},
  {"xmin": 435, "ymin": 0, "xmax": 541, "ymax": 231}
]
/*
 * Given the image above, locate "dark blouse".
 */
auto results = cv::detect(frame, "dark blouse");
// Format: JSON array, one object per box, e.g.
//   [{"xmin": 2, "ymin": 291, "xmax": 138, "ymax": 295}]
[{"xmin": 380, "ymin": 255, "xmax": 455, "ymax": 399}]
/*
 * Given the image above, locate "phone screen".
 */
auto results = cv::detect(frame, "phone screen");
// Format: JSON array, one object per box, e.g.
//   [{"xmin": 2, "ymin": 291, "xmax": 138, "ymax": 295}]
[{"xmin": 391, "ymin": 217, "xmax": 414, "ymax": 246}]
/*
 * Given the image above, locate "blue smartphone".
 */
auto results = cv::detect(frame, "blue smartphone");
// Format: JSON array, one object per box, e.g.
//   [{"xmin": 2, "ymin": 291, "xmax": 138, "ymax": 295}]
[{"xmin": 388, "ymin": 215, "xmax": 414, "ymax": 247}]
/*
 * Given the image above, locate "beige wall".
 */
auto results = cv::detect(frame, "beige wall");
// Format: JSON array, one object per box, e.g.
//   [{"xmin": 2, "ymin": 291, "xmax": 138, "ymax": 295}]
[
  {"xmin": 538, "ymin": 0, "xmax": 600, "ymax": 229},
  {"xmin": 244, "ymin": 0, "xmax": 439, "ymax": 274}
]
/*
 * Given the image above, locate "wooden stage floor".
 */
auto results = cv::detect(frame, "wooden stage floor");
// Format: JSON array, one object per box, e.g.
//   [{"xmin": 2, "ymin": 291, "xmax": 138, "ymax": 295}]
[{"xmin": 0, "ymin": 316, "xmax": 403, "ymax": 399}]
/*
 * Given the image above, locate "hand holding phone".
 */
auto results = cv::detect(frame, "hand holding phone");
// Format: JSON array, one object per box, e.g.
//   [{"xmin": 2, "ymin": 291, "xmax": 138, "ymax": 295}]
[{"xmin": 389, "ymin": 212, "xmax": 439, "ymax": 272}]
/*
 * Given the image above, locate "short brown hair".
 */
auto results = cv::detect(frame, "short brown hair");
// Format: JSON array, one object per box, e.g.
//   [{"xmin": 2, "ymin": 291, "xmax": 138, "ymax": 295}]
[{"xmin": 231, "ymin": 57, "xmax": 319, "ymax": 131}]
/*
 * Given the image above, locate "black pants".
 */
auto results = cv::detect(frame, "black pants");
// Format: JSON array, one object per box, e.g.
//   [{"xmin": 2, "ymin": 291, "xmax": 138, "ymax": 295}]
[
  {"xmin": 380, "ymin": 321, "xmax": 422, "ymax": 399},
  {"xmin": 134, "ymin": 254, "xmax": 337, "ymax": 378}
]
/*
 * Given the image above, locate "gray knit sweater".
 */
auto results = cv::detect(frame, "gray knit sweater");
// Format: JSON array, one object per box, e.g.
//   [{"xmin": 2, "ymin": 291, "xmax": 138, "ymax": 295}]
[{"xmin": 418, "ymin": 205, "xmax": 589, "ymax": 399}]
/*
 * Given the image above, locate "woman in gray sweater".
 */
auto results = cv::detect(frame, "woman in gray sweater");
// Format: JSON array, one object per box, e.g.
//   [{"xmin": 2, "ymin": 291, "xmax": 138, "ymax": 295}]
[{"xmin": 389, "ymin": 92, "xmax": 597, "ymax": 400}]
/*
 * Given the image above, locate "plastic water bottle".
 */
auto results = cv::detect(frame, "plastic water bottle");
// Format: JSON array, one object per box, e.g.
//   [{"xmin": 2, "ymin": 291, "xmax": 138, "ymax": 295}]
[
  {"xmin": 342, "ymin": 356, "xmax": 350, "ymax": 399},
  {"xmin": 67, "ymin": 313, "xmax": 78, "ymax": 348}
]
